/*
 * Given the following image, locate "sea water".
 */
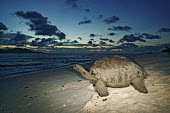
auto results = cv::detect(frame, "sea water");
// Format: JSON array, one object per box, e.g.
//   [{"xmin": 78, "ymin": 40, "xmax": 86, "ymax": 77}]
[{"xmin": 0, "ymin": 52, "xmax": 133, "ymax": 78}]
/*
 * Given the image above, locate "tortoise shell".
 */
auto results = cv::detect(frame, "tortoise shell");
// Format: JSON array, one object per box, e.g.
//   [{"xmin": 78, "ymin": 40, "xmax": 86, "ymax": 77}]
[{"xmin": 89, "ymin": 55, "xmax": 147, "ymax": 83}]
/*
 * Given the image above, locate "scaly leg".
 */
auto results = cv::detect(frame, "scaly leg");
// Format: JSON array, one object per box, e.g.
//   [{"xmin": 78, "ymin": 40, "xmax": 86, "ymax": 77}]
[
  {"xmin": 131, "ymin": 77, "xmax": 148, "ymax": 93},
  {"xmin": 95, "ymin": 80, "xmax": 109, "ymax": 97}
]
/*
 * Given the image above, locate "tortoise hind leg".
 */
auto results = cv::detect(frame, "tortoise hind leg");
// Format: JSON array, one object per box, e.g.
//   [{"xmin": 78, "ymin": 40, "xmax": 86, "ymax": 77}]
[
  {"xmin": 131, "ymin": 77, "xmax": 148, "ymax": 94},
  {"xmin": 95, "ymin": 80, "xmax": 109, "ymax": 97}
]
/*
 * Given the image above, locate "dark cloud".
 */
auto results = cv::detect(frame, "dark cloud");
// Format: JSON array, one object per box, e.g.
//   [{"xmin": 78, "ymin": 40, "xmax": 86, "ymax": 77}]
[
  {"xmin": 0, "ymin": 32, "xmax": 33, "ymax": 46},
  {"xmin": 65, "ymin": 0, "xmax": 78, "ymax": 9},
  {"xmin": 99, "ymin": 41, "xmax": 107, "ymax": 45},
  {"xmin": 141, "ymin": 33, "xmax": 160, "ymax": 39},
  {"xmin": 77, "ymin": 37, "xmax": 82, "ymax": 40},
  {"xmin": 41, "ymin": 38, "xmax": 54, "ymax": 43},
  {"xmin": 103, "ymin": 16, "xmax": 120, "ymax": 24},
  {"xmin": 30, "ymin": 37, "xmax": 56, "ymax": 47},
  {"xmin": 56, "ymin": 32, "xmax": 66, "ymax": 41},
  {"xmin": 82, "ymin": 9, "xmax": 90, "ymax": 12},
  {"xmin": 158, "ymin": 28, "xmax": 170, "ymax": 32},
  {"xmin": 15, "ymin": 11, "xmax": 44, "ymax": 19},
  {"xmin": 15, "ymin": 11, "xmax": 66, "ymax": 40},
  {"xmin": 83, "ymin": 17, "xmax": 88, "ymax": 20},
  {"xmin": 88, "ymin": 41, "xmax": 93, "ymax": 44},
  {"xmin": 15, "ymin": 11, "xmax": 58, "ymax": 36},
  {"xmin": 100, "ymin": 38, "xmax": 114, "ymax": 43},
  {"xmin": 100, "ymin": 38, "xmax": 109, "ymax": 41},
  {"xmin": 35, "ymin": 38, "xmax": 40, "ymax": 41},
  {"xmin": 108, "ymin": 26, "xmax": 132, "ymax": 31},
  {"xmin": 11, "ymin": 32, "xmax": 26, "ymax": 41},
  {"xmin": 90, "ymin": 34, "xmax": 96, "ymax": 37},
  {"xmin": 0, "ymin": 22, "xmax": 8, "ymax": 35},
  {"xmin": 0, "ymin": 33, "xmax": 18, "ymax": 40},
  {"xmin": 107, "ymin": 32, "xmax": 116, "ymax": 36},
  {"xmin": 109, "ymin": 40, "xmax": 114, "ymax": 43},
  {"xmin": 0, "ymin": 22, "xmax": 8, "ymax": 31},
  {"xmin": 65, "ymin": 0, "xmax": 90, "ymax": 12},
  {"xmin": 0, "ymin": 31, "xmax": 3, "ymax": 35},
  {"xmin": 30, "ymin": 41, "xmax": 45, "ymax": 47},
  {"xmin": 118, "ymin": 33, "xmax": 161, "ymax": 43},
  {"xmin": 118, "ymin": 34, "xmax": 146, "ymax": 43},
  {"xmin": 89, "ymin": 33, "xmax": 102, "ymax": 37},
  {"xmin": 78, "ymin": 20, "xmax": 92, "ymax": 25},
  {"xmin": 118, "ymin": 43, "xmax": 139, "ymax": 48},
  {"xmin": 72, "ymin": 40, "xmax": 79, "ymax": 43}
]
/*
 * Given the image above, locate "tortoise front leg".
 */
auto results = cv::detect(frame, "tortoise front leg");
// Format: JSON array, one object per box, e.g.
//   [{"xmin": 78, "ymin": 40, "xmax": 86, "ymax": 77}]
[{"xmin": 95, "ymin": 80, "xmax": 109, "ymax": 97}]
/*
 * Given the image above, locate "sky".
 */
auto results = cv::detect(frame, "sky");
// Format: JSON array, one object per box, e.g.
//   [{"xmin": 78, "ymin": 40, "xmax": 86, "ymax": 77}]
[{"xmin": 0, "ymin": 0, "xmax": 170, "ymax": 48}]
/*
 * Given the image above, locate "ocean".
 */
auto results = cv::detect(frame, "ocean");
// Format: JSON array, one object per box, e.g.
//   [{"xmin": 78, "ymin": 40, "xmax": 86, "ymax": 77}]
[{"xmin": 0, "ymin": 52, "xmax": 136, "ymax": 78}]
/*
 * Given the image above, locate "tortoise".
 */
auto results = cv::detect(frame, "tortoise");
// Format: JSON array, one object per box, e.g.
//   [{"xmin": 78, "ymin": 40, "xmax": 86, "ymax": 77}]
[{"xmin": 73, "ymin": 55, "xmax": 148, "ymax": 97}]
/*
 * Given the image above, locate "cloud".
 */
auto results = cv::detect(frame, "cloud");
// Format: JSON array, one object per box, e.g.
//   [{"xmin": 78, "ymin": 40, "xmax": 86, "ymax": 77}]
[
  {"xmin": 118, "ymin": 34, "xmax": 146, "ymax": 43},
  {"xmin": 56, "ymin": 32, "xmax": 66, "ymax": 41},
  {"xmin": 108, "ymin": 26, "xmax": 132, "ymax": 31},
  {"xmin": 15, "ymin": 11, "xmax": 66, "ymax": 40},
  {"xmin": 65, "ymin": 0, "xmax": 90, "ymax": 12},
  {"xmin": 118, "ymin": 43, "xmax": 139, "ymax": 48},
  {"xmin": 141, "ymin": 33, "xmax": 160, "ymax": 39},
  {"xmin": 0, "ymin": 32, "xmax": 34, "ymax": 46},
  {"xmin": 158, "ymin": 28, "xmax": 170, "ymax": 32},
  {"xmin": 87, "ymin": 41, "xmax": 93, "ymax": 44},
  {"xmin": 100, "ymin": 38, "xmax": 114, "ymax": 43},
  {"xmin": 118, "ymin": 33, "xmax": 161, "ymax": 43},
  {"xmin": 72, "ymin": 40, "xmax": 79, "ymax": 43},
  {"xmin": 103, "ymin": 16, "xmax": 120, "ymax": 24},
  {"xmin": 35, "ymin": 38, "xmax": 41, "ymax": 41},
  {"xmin": 109, "ymin": 40, "xmax": 114, "ymax": 43},
  {"xmin": 30, "ymin": 37, "xmax": 57, "ymax": 47},
  {"xmin": 100, "ymin": 38, "xmax": 109, "ymax": 41},
  {"xmin": 30, "ymin": 41, "xmax": 45, "ymax": 47},
  {"xmin": 89, "ymin": 33, "xmax": 102, "ymax": 37},
  {"xmin": 0, "ymin": 31, "xmax": 3, "ymax": 35},
  {"xmin": 90, "ymin": 34, "xmax": 96, "ymax": 37},
  {"xmin": 0, "ymin": 22, "xmax": 8, "ymax": 35},
  {"xmin": 11, "ymin": 32, "xmax": 27, "ymax": 41},
  {"xmin": 77, "ymin": 37, "xmax": 82, "ymax": 40},
  {"xmin": 41, "ymin": 38, "xmax": 54, "ymax": 43},
  {"xmin": 65, "ymin": 0, "xmax": 78, "ymax": 9},
  {"xmin": 0, "ymin": 33, "xmax": 16, "ymax": 40},
  {"xmin": 0, "ymin": 22, "xmax": 8, "ymax": 31},
  {"xmin": 99, "ymin": 41, "xmax": 107, "ymax": 45},
  {"xmin": 81, "ymin": 9, "xmax": 90, "ymax": 12},
  {"xmin": 107, "ymin": 32, "xmax": 116, "ymax": 36},
  {"xmin": 78, "ymin": 20, "xmax": 92, "ymax": 25},
  {"xmin": 15, "ymin": 11, "xmax": 58, "ymax": 36}
]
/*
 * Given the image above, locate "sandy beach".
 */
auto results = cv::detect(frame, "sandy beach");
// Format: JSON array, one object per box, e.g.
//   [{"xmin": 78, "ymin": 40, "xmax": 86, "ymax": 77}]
[{"xmin": 0, "ymin": 53, "xmax": 170, "ymax": 113}]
